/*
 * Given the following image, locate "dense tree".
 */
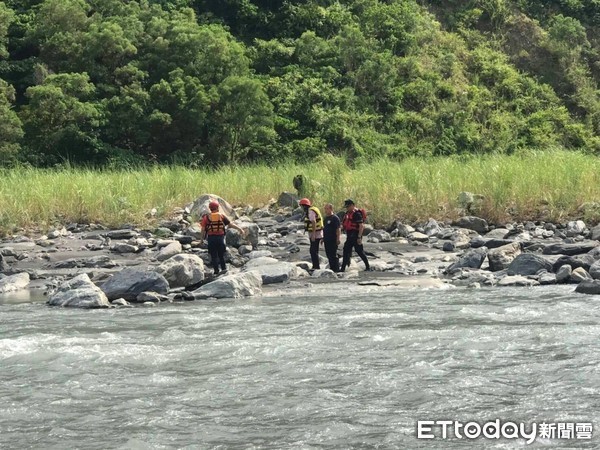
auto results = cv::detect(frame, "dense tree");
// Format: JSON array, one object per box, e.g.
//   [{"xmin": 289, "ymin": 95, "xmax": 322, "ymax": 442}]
[{"xmin": 0, "ymin": 0, "xmax": 597, "ymax": 166}]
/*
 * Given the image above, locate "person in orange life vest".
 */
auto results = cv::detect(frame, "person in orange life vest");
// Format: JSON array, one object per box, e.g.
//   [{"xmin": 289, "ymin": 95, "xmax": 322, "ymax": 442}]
[
  {"xmin": 340, "ymin": 199, "xmax": 370, "ymax": 272},
  {"xmin": 321, "ymin": 203, "xmax": 341, "ymax": 272},
  {"xmin": 201, "ymin": 200, "xmax": 245, "ymax": 275},
  {"xmin": 299, "ymin": 198, "xmax": 323, "ymax": 270}
]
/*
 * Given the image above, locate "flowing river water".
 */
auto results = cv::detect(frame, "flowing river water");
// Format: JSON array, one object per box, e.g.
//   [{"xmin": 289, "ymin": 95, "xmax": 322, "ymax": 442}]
[{"xmin": 1, "ymin": 284, "xmax": 599, "ymax": 449}]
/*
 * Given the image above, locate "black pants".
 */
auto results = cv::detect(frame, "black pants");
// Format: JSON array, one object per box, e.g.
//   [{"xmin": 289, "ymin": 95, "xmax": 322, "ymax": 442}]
[
  {"xmin": 207, "ymin": 235, "xmax": 227, "ymax": 273},
  {"xmin": 341, "ymin": 235, "xmax": 370, "ymax": 271},
  {"xmin": 310, "ymin": 238, "xmax": 321, "ymax": 269},
  {"xmin": 324, "ymin": 239, "xmax": 339, "ymax": 272}
]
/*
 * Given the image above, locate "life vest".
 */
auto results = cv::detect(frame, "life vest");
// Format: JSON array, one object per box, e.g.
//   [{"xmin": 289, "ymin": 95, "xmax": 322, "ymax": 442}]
[
  {"xmin": 343, "ymin": 208, "xmax": 366, "ymax": 232},
  {"xmin": 205, "ymin": 212, "xmax": 226, "ymax": 235},
  {"xmin": 304, "ymin": 206, "xmax": 324, "ymax": 232}
]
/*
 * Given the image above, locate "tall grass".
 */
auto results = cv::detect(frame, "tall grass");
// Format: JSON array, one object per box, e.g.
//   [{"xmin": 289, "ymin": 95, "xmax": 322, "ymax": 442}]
[{"xmin": 1, "ymin": 151, "xmax": 599, "ymax": 234}]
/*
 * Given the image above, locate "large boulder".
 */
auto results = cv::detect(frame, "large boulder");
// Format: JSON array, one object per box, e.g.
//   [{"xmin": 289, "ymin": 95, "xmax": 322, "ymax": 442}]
[
  {"xmin": 497, "ymin": 275, "xmax": 539, "ymax": 287},
  {"xmin": 507, "ymin": 253, "xmax": 553, "ymax": 276},
  {"xmin": 446, "ymin": 247, "xmax": 488, "ymax": 273},
  {"xmin": 189, "ymin": 194, "xmax": 237, "ymax": 221},
  {"xmin": 488, "ymin": 242, "xmax": 521, "ymax": 272},
  {"xmin": 100, "ymin": 268, "xmax": 169, "ymax": 301},
  {"xmin": 566, "ymin": 220, "xmax": 586, "ymax": 237},
  {"xmin": 190, "ymin": 271, "xmax": 263, "ymax": 299},
  {"xmin": 156, "ymin": 254, "xmax": 205, "ymax": 288},
  {"xmin": 47, "ymin": 274, "xmax": 110, "ymax": 308},
  {"xmin": 0, "ymin": 272, "xmax": 30, "ymax": 294}
]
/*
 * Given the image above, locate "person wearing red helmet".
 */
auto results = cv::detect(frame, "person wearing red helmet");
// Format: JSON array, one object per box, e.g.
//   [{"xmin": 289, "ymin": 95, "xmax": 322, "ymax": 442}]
[
  {"xmin": 299, "ymin": 197, "xmax": 323, "ymax": 270},
  {"xmin": 201, "ymin": 200, "xmax": 245, "ymax": 276}
]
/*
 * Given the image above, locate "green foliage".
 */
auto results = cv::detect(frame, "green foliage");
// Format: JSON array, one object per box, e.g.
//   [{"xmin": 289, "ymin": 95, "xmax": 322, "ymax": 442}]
[
  {"xmin": 0, "ymin": 0, "xmax": 597, "ymax": 167},
  {"xmin": 0, "ymin": 78, "xmax": 23, "ymax": 162}
]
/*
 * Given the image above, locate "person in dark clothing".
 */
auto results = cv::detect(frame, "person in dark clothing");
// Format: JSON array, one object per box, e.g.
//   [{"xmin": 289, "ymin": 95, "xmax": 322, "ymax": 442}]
[
  {"xmin": 340, "ymin": 199, "xmax": 370, "ymax": 272},
  {"xmin": 322, "ymin": 203, "xmax": 341, "ymax": 272},
  {"xmin": 201, "ymin": 200, "xmax": 245, "ymax": 275}
]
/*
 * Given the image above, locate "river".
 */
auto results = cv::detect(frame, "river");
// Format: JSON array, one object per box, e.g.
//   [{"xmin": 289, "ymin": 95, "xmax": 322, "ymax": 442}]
[{"xmin": 1, "ymin": 284, "xmax": 599, "ymax": 449}]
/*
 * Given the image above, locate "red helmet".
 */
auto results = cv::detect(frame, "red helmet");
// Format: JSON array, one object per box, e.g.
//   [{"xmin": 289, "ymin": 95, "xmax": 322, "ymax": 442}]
[
  {"xmin": 299, "ymin": 198, "xmax": 311, "ymax": 206},
  {"xmin": 208, "ymin": 200, "xmax": 219, "ymax": 211}
]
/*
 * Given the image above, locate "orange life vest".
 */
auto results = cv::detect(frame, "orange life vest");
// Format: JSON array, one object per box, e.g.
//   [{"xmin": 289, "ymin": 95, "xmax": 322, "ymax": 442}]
[
  {"xmin": 343, "ymin": 208, "xmax": 365, "ymax": 232},
  {"xmin": 205, "ymin": 212, "xmax": 226, "ymax": 235}
]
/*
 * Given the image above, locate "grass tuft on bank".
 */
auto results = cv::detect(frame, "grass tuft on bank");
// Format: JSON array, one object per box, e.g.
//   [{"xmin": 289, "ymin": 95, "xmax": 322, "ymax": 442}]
[{"xmin": 1, "ymin": 151, "xmax": 599, "ymax": 234}]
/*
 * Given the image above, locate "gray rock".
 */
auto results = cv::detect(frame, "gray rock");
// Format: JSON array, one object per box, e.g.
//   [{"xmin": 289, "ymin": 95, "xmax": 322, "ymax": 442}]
[
  {"xmin": 189, "ymin": 194, "xmax": 237, "ymax": 221},
  {"xmin": 47, "ymin": 274, "xmax": 110, "ymax": 308},
  {"xmin": 487, "ymin": 242, "xmax": 521, "ymax": 272},
  {"xmin": 453, "ymin": 216, "xmax": 489, "ymax": 234},
  {"xmin": 471, "ymin": 238, "xmax": 516, "ymax": 249},
  {"xmin": 589, "ymin": 260, "xmax": 600, "ymax": 280},
  {"xmin": 556, "ymin": 265, "xmax": 572, "ymax": 283},
  {"xmin": 0, "ymin": 272, "xmax": 30, "ymax": 294},
  {"xmin": 227, "ymin": 223, "xmax": 259, "ymax": 249},
  {"xmin": 539, "ymin": 272, "xmax": 557, "ymax": 285},
  {"xmin": 238, "ymin": 245, "xmax": 253, "ymax": 255},
  {"xmin": 543, "ymin": 241, "xmax": 599, "ymax": 256},
  {"xmin": 154, "ymin": 227, "xmax": 174, "ymax": 238},
  {"xmin": 591, "ymin": 224, "xmax": 600, "ymax": 241},
  {"xmin": 442, "ymin": 242, "xmax": 455, "ymax": 252},
  {"xmin": 248, "ymin": 250, "xmax": 273, "ymax": 259},
  {"xmin": 571, "ymin": 267, "xmax": 592, "ymax": 283},
  {"xmin": 484, "ymin": 228, "xmax": 509, "ymax": 239},
  {"xmin": 107, "ymin": 229, "xmax": 139, "ymax": 240},
  {"xmin": 566, "ymin": 220, "xmax": 586, "ymax": 237},
  {"xmin": 51, "ymin": 255, "xmax": 118, "ymax": 269},
  {"xmin": 575, "ymin": 280, "xmax": 600, "ymax": 295},
  {"xmin": 100, "ymin": 268, "xmax": 169, "ymax": 301},
  {"xmin": 0, "ymin": 254, "xmax": 8, "ymax": 272},
  {"xmin": 552, "ymin": 254, "xmax": 596, "ymax": 272},
  {"xmin": 368, "ymin": 230, "xmax": 391, "ymax": 242},
  {"xmin": 424, "ymin": 219, "xmax": 441, "ymax": 236},
  {"xmin": 311, "ymin": 269, "xmax": 337, "ymax": 279},
  {"xmin": 446, "ymin": 247, "xmax": 488, "ymax": 273},
  {"xmin": 191, "ymin": 271, "xmax": 263, "ymax": 299},
  {"xmin": 186, "ymin": 224, "xmax": 203, "ymax": 241},
  {"xmin": 156, "ymin": 241, "xmax": 182, "ymax": 262},
  {"xmin": 156, "ymin": 254, "xmax": 205, "ymax": 288},
  {"xmin": 507, "ymin": 254, "xmax": 553, "ymax": 276},
  {"xmin": 497, "ymin": 276, "xmax": 539, "ymax": 287},
  {"xmin": 136, "ymin": 292, "xmax": 169, "ymax": 303},
  {"xmin": 408, "ymin": 232, "xmax": 429, "ymax": 242},
  {"xmin": 111, "ymin": 298, "xmax": 131, "ymax": 307},
  {"xmin": 243, "ymin": 257, "xmax": 297, "ymax": 284},
  {"xmin": 110, "ymin": 243, "xmax": 139, "ymax": 254},
  {"xmin": 278, "ymin": 192, "xmax": 299, "ymax": 208},
  {"xmin": 396, "ymin": 224, "xmax": 415, "ymax": 238}
]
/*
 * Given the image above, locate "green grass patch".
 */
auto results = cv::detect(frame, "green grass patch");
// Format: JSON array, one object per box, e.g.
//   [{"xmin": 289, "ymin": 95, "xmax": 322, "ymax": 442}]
[{"xmin": 1, "ymin": 151, "xmax": 599, "ymax": 235}]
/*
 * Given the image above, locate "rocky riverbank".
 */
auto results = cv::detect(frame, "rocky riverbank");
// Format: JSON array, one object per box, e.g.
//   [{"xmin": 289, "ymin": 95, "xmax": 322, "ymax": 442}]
[{"xmin": 1, "ymin": 193, "xmax": 600, "ymax": 308}]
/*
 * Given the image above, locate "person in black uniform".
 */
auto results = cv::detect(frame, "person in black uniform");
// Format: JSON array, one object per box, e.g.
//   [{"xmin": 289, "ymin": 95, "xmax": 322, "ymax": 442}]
[
  {"xmin": 321, "ymin": 203, "xmax": 341, "ymax": 272},
  {"xmin": 340, "ymin": 199, "xmax": 370, "ymax": 272}
]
